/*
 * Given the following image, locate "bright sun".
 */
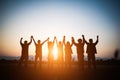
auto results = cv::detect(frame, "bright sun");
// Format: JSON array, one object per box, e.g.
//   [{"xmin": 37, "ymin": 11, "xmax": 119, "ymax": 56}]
[{"xmin": 53, "ymin": 44, "xmax": 58, "ymax": 60}]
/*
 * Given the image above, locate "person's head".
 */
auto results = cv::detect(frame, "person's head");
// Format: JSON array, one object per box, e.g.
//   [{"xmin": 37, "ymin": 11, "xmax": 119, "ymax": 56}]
[
  {"xmin": 89, "ymin": 39, "xmax": 93, "ymax": 43},
  {"xmin": 50, "ymin": 41, "xmax": 52, "ymax": 44},
  {"xmin": 38, "ymin": 40, "xmax": 41, "ymax": 44},
  {"xmin": 24, "ymin": 41, "xmax": 27, "ymax": 44},
  {"xmin": 59, "ymin": 41, "xmax": 61, "ymax": 44},
  {"xmin": 67, "ymin": 41, "xmax": 70, "ymax": 45},
  {"xmin": 78, "ymin": 39, "xmax": 82, "ymax": 43}
]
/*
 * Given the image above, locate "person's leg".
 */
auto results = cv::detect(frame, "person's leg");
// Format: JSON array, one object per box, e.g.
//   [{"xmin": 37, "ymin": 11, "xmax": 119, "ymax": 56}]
[
  {"xmin": 39, "ymin": 54, "xmax": 42, "ymax": 68},
  {"xmin": 59, "ymin": 56, "xmax": 62, "ymax": 68},
  {"xmin": 48, "ymin": 54, "xmax": 51, "ymax": 68},
  {"xmin": 69, "ymin": 56, "xmax": 71, "ymax": 69},
  {"xmin": 48, "ymin": 59, "xmax": 50, "ymax": 68},
  {"xmin": 61, "ymin": 54, "xmax": 64, "ymax": 69},
  {"xmin": 25, "ymin": 56, "xmax": 28, "ymax": 67},
  {"xmin": 88, "ymin": 54, "xmax": 91, "ymax": 69},
  {"xmin": 80, "ymin": 54, "xmax": 84, "ymax": 71},
  {"xmin": 57, "ymin": 53, "xmax": 60, "ymax": 67},
  {"xmin": 65, "ymin": 55, "xmax": 67, "ymax": 68},
  {"xmin": 49, "ymin": 54, "xmax": 53, "ymax": 68},
  {"xmin": 48, "ymin": 56, "xmax": 50, "ymax": 68},
  {"xmin": 51, "ymin": 55, "xmax": 54, "ymax": 68},
  {"xmin": 34, "ymin": 55, "xmax": 38, "ymax": 68},
  {"xmin": 60, "ymin": 56, "xmax": 63, "ymax": 68},
  {"xmin": 57, "ymin": 56, "xmax": 60, "ymax": 68},
  {"xmin": 92, "ymin": 54, "xmax": 96, "ymax": 69},
  {"xmin": 77, "ymin": 54, "xmax": 80, "ymax": 68},
  {"xmin": 18, "ymin": 56, "xmax": 23, "ymax": 66}
]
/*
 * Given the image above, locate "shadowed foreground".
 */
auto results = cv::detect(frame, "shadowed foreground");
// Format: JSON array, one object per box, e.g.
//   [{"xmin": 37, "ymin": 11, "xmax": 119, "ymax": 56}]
[{"xmin": 0, "ymin": 61, "xmax": 120, "ymax": 80}]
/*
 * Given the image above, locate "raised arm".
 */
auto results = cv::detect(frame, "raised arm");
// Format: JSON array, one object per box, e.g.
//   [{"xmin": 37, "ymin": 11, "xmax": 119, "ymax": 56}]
[
  {"xmin": 48, "ymin": 37, "xmax": 49, "ymax": 42},
  {"xmin": 63, "ymin": 36, "xmax": 65, "ymax": 45},
  {"xmin": 47, "ymin": 38, "xmax": 49, "ymax": 46},
  {"xmin": 20, "ymin": 37, "xmax": 23, "ymax": 45},
  {"xmin": 71, "ymin": 37, "xmax": 77, "ymax": 46},
  {"xmin": 82, "ymin": 35, "xmax": 85, "ymax": 44},
  {"xmin": 28, "ymin": 36, "xmax": 33, "ymax": 45},
  {"xmin": 53, "ymin": 36, "xmax": 56, "ymax": 44},
  {"xmin": 41, "ymin": 37, "xmax": 49, "ymax": 45},
  {"xmin": 32, "ymin": 36, "xmax": 37, "ymax": 45},
  {"xmin": 70, "ymin": 43, "xmax": 73, "ymax": 47},
  {"xmin": 94, "ymin": 35, "xmax": 99, "ymax": 45},
  {"xmin": 54, "ymin": 36, "xmax": 58, "ymax": 45},
  {"xmin": 70, "ymin": 37, "xmax": 74, "ymax": 47},
  {"xmin": 82, "ymin": 35, "xmax": 89, "ymax": 44}
]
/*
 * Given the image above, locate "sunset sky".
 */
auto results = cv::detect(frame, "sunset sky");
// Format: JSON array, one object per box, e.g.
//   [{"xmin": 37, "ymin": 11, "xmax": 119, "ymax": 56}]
[{"xmin": 0, "ymin": 0, "xmax": 120, "ymax": 60}]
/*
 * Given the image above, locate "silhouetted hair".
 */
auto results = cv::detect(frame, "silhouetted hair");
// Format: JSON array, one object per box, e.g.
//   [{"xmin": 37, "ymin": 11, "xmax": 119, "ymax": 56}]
[
  {"xmin": 59, "ymin": 41, "xmax": 62, "ymax": 44},
  {"xmin": 38, "ymin": 40, "xmax": 41, "ymax": 43},
  {"xmin": 78, "ymin": 39, "xmax": 82, "ymax": 43},
  {"xmin": 24, "ymin": 41, "xmax": 27, "ymax": 44},
  {"xmin": 89, "ymin": 39, "xmax": 93, "ymax": 43},
  {"xmin": 67, "ymin": 41, "xmax": 70, "ymax": 45}
]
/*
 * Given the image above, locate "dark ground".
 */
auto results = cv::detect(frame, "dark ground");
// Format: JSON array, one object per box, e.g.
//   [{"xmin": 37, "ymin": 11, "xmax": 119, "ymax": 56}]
[{"xmin": 0, "ymin": 60, "xmax": 120, "ymax": 80}]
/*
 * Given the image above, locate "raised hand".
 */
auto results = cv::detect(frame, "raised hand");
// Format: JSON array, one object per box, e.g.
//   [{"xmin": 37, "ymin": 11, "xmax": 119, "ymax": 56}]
[
  {"xmin": 72, "ymin": 37, "xmax": 74, "ymax": 41},
  {"xmin": 82, "ymin": 35, "xmax": 84, "ymax": 38},
  {"xmin": 71, "ymin": 37, "xmax": 74, "ymax": 43},
  {"xmin": 72, "ymin": 37, "xmax": 74, "ymax": 39},
  {"xmin": 54, "ymin": 36, "xmax": 56, "ymax": 40},
  {"xmin": 97, "ymin": 35, "xmax": 99, "ymax": 39},
  {"xmin": 47, "ymin": 37, "xmax": 49, "ymax": 40},
  {"xmin": 63, "ymin": 36, "xmax": 66, "ymax": 39},
  {"xmin": 31, "ymin": 35, "xmax": 33, "ymax": 38}
]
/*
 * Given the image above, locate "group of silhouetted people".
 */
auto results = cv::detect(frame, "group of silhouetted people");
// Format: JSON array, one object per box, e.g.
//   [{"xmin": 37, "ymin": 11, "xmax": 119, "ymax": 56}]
[{"xmin": 19, "ymin": 35, "xmax": 99, "ymax": 70}]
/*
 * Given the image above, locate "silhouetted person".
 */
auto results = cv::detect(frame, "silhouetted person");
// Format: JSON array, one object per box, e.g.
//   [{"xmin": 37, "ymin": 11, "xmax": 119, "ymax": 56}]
[
  {"xmin": 63, "ymin": 36, "xmax": 73, "ymax": 69},
  {"xmin": 114, "ymin": 49, "xmax": 119, "ymax": 60},
  {"xmin": 48, "ymin": 37, "xmax": 55, "ymax": 68},
  {"xmin": 72, "ymin": 36, "xmax": 85, "ymax": 70},
  {"xmin": 33, "ymin": 36, "xmax": 49, "ymax": 68},
  {"xmin": 55, "ymin": 36, "xmax": 64, "ymax": 68},
  {"xmin": 83, "ymin": 35, "xmax": 99, "ymax": 69},
  {"xmin": 19, "ymin": 36, "xmax": 32, "ymax": 67}
]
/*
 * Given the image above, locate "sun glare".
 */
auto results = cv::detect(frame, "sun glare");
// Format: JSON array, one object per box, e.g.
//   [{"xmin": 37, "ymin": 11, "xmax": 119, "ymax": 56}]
[{"xmin": 53, "ymin": 44, "xmax": 58, "ymax": 60}]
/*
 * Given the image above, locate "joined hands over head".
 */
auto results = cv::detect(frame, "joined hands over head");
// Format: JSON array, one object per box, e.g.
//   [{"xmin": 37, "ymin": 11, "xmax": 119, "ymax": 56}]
[
  {"xmin": 82, "ymin": 35, "xmax": 84, "ymax": 38},
  {"xmin": 31, "ymin": 35, "xmax": 33, "ymax": 38}
]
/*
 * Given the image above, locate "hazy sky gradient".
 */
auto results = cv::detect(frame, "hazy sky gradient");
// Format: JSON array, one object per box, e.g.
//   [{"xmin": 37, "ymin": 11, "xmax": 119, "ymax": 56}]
[{"xmin": 0, "ymin": 0, "xmax": 120, "ymax": 60}]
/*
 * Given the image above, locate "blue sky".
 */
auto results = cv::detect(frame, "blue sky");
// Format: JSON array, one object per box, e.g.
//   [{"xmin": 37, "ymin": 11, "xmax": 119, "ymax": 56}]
[{"xmin": 0, "ymin": 0, "xmax": 120, "ymax": 60}]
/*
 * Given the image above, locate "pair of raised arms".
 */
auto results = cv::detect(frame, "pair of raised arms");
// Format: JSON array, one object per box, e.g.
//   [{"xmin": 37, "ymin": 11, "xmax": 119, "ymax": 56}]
[{"xmin": 20, "ymin": 35, "xmax": 99, "ymax": 44}]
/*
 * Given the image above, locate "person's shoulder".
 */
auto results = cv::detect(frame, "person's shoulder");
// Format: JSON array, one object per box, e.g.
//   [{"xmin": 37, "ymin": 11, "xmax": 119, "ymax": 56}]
[{"xmin": 77, "ymin": 43, "xmax": 79, "ymax": 45}]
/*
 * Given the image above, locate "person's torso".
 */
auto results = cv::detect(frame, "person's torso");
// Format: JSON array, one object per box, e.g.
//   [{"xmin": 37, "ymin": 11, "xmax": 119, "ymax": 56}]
[
  {"xmin": 76, "ymin": 43, "xmax": 84, "ymax": 54},
  {"xmin": 36, "ymin": 44, "xmax": 42, "ymax": 54},
  {"xmin": 58, "ymin": 44, "xmax": 63, "ymax": 53},
  {"xmin": 87, "ymin": 43, "xmax": 96, "ymax": 54},
  {"xmin": 22, "ymin": 44, "xmax": 29, "ymax": 52},
  {"xmin": 65, "ymin": 44, "xmax": 72, "ymax": 55}
]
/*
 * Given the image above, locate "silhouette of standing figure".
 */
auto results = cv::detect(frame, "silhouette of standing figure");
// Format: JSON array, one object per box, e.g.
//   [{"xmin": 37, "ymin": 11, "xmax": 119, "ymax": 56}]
[
  {"xmin": 72, "ymin": 36, "xmax": 85, "ymax": 70},
  {"xmin": 63, "ymin": 36, "xmax": 73, "ymax": 69},
  {"xmin": 83, "ymin": 35, "xmax": 99, "ymax": 69},
  {"xmin": 114, "ymin": 49, "xmax": 119, "ymax": 60},
  {"xmin": 55, "ymin": 36, "xmax": 64, "ymax": 68},
  {"xmin": 32, "ymin": 36, "xmax": 49, "ymax": 68},
  {"xmin": 19, "ymin": 36, "xmax": 32, "ymax": 67},
  {"xmin": 48, "ymin": 37, "xmax": 55, "ymax": 68}
]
